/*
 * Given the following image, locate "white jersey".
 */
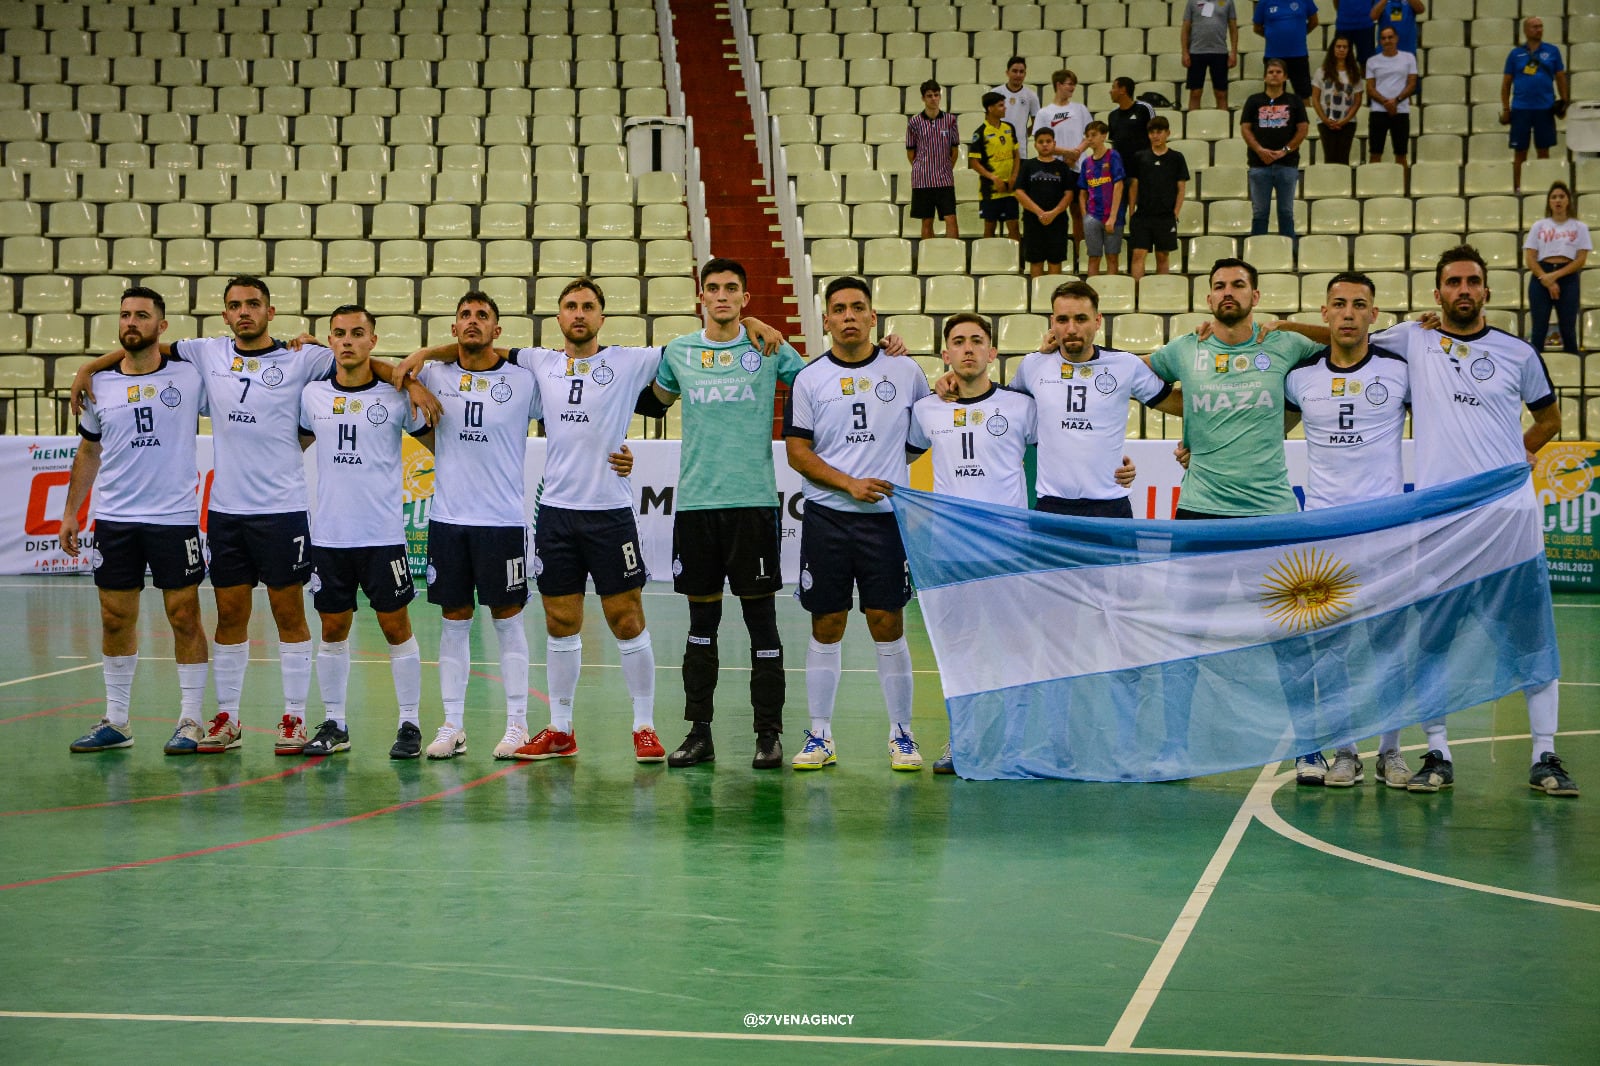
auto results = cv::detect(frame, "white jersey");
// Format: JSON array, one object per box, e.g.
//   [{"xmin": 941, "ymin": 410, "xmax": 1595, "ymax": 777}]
[
  {"xmin": 416, "ymin": 358, "xmax": 541, "ymax": 527},
  {"xmin": 785, "ymin": 348, "xmax": 931, "ymax": 514},
  {"xmin": 1284, "ymin": 346, "xmax": 1410, "ymax": 509},
  {"xmin": 79, "ymin": 358, "xmax": 206, "ymax": 524},
  {"xmin": 1008, "ymin": 346, "xmax": 1171, "ymax": 502},
  {"xmin": 510, "ymin": 345, "xmax": 661, "ymax": 511},
  {"xmin": 995, "ymin": 84, "xmax": 1041, "ymax": 157},
  {"xmin": 1034, "ymin": 101, "xmax": 1092, "ymax": 165},
  {"xmin": 1373, "ymin": 321, "xmax": 1555, "ymax": 489},
  {"xmin": 299, "ymin": 378, "xmax": 429, "ymax": 547},
  {"xmin": 171, "ymin": 336, "xmax": 335, "ymax": 515},
  {"xmin": 907, "ymin": 385, "xmax": 1037, "ymax": 507}
]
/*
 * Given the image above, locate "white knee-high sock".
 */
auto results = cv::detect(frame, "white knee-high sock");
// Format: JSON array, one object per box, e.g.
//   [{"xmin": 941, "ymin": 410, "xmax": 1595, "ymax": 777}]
[
  {"xmin": 438, "ymin": 618, "xmax": 472, "ymax": 728},
  {"xmin": 177, "ymin": 661, "xmax": 208, "ymax": 723},
  {"xmin": 806, "ymin": 638, "xmax": 842, "ymax": 737},
  {"xmin": 279, "ymin": 639, "xmax": 312, "ymax": 719},
  {"xmin": 103, "ymin": 653, "xmax": 137, "ymax": 726},
  {"xmin": 875, "ymin": 637, "xmax": 915, "ymax": 737},
  {"xmin": 617, "ymin": 631, "xmax": 655, "ymax": 730},
  {"xmin": 492, "ymin": 615, "xmax": 529, "ymax": 728},
  {"xmin": 389, "ymin": 635, "xmax": 421, "ymax": 726},
  {"xmin": 211, "ymin": 641, "xmax": 249, "ymax": 717},
  {"xmin": 546, "ymin": 634, "xmax": 581, "ymax": 733},
  {"xmin": 1527, "ymin": 680, "xmax": 1559, "ymax": 761},
  {"xmin": 1423, "ymin": 717, "xmax": 1452, "ymax": 762},
  {"xmin": 316, "ymin": 640, "xmax": 350, "ymax": 729}
]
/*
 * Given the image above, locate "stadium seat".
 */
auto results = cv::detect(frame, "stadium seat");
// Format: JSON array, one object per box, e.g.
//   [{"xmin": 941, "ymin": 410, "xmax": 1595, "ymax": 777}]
[
  {"xmin": 977, "ymin": 275, "xmax": 1030, "ymax": 315},
  {"xmin": 970, "ymin": 238, "xmax": 1020, "ymax": 275},
  {"xmin": 872, "ymin": 275, "xmax": 922, "ymax": 314},
  {"xmin": 924, "ymin": 275, "xmax": 974, "ymax": 314},
  {"xmin": 1112, "ymin": 313, "xmax": 1164, "ymax": 355},
  {"xmin": 1414, "ymin": 197, "xmax": 1468, "ymax": 233},
  {"xmin": 1297, "ymin": 235, "xmax": 1350, "ymax": 273},
  {"xmin": 1363, "ymin": 198, "xmax": 1413, "ymax": 232},
  {"xmin": 916, "ymin": 238, "xmax": 966, "ymax": 275}
]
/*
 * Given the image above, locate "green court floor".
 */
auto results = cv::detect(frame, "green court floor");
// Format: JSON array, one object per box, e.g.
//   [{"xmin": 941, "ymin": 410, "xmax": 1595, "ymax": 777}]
[{"xmin": 0, "ymin": 577, "xmax": 1595, "ymax": 1065}]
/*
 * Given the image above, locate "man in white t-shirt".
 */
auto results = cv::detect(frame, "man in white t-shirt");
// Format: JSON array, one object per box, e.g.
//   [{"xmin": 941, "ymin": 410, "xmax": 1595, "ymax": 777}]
[
  {"xmin": 1033, "ymin": 69, "xmax": 1092, "ymax": 244},
  {"xmin": 1364, "ymin": 26, "xmax": 1418, "ymax": 167},
  {"xmin": 994, "ymin": 57, "xmax": 1041, "ymax": 160}
]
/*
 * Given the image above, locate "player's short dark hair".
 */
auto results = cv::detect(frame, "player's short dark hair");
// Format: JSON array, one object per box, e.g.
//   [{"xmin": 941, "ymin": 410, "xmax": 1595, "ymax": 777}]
[
  {"xmin": 557, "ymin": 277, "xmax": 606, "ymax": 310},
  {"xmin": 823, "ymin": 276, "xmax": 872, "ymax": 307},
  {"xmin": 700, "ymin": 257, "xmax": 747, "ymax": 288},
  {"xmin": 222, "ymin": 275, "xmax": 269, "ymax": 303},
  {"xmin": 1006, "ymin": 55, "xmax": 1025, "ymax": 69},
  {"xmin": 456, "ymin": 290, "xmax": 501, "ymax": 318},
  {"xmin": 1327, "ymin": 272, "xmax": 1377, "ymax": 298},
  {"xmin": 121, "ymin": 285, "xmax": 165, "ymax": 318},
  {"xmin": 1034, "ymin": 127, "xmax": 1055, "ymax": 141},
  {"xmin": 919, "ymin": 79, "xmax": 941, "ymax": 96},
  {"xmin": 1113, "ymin": 76, "xmax": 1137, "ymax": 96},
  {"xmin": 1435, "ymin": 244, "xmax": 1488, "ymax": 288},
  {"xmin": 328, "ymin": 304, "xmax": 375, "ymax": 329},
  {"xmin": 1085, "ymin": 120, "xmax": 1109, "ymax": 136},
  {"xmin": 1050, "ymin": 280, "xmax": 1100, "ymax": 311},
  {"xmin": 1210, "ymin": 257, "xmax": 1260, "ymax": 289},
  {"xmin": 1264, "ymin": 57, "xmax": 1288, "ymax": 74},
  {"xmin": 1053, "ymin": 69, "xmax": 1077, "ymax": 87},
  {"xmin": 1148, "ymin": 115, "xmax": 1171, "ymax": 133},
  {"xmin": 942, "ymin": 312, "xmax": 992, "ymax": 343}
]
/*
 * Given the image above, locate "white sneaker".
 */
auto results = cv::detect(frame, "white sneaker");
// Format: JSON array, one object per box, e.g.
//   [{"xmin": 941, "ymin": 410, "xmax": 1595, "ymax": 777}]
[
  {"xmin": 493, "ymin": 723, "xmax": 530, "ymax": 760},
  {"xmin": 425, "ymin": 724, "xmax": 467, "ymax": 759},
  {"xmin": 889, "ymin": 727, "xmax": 922, "ymax": 771},
  {"xmin": 791, "ymin": 730, "xmax": 836, "ymax": 770},
  {"xmin": 1325, "ymin": 750, "xmax": 1364, "ymax": 787}
]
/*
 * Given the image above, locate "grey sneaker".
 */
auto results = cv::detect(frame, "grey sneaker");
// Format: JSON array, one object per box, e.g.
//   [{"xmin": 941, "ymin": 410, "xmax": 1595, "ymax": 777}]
[
  {"xmin": 1374, "ymin": 749, "xmax": 1412, "ymax": 788},
  {"xmin": 1325, "ymin": 750, "xmax": 1364, "ymax": 787},
  {"xmin": 1407, "ymin": 749, "xmax": 1454, "ymax": 793},
  {"xmin": 1295, "ymin": 751, "xmax": 1329, "ymax": 785}
]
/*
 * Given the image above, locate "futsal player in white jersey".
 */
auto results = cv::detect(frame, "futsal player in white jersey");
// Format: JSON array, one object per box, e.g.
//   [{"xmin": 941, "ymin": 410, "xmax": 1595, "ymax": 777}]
[
  {"xmin": 1373, "ymin": 246, "xmax": 1574, "ymax": 796},
  {"xmin": 1281, "ymin": 273, "xmax": 1414, "ymax": 789},
  {"xmin": 70, "ymin": 276, "xmax": 436, "ymax": 756},
  {"xmin": 785, "ymin": 277, "xmax": 933, "ymax": 771},
  {"xmin": 297, "ymin": 307, "xmax": 434, "ymax": 758},
  {"xmin": 63, "ymin": 289, "xmax": 211, "ymax": 755}
]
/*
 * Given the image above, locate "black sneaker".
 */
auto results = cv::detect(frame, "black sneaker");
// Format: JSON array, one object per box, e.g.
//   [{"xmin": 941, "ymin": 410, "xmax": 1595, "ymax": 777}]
[
  {"xmin": 303, "ymin": 719, "xmax": 350, "ymax": 756},
  {"xmin": 752, "ymin": 730, "xmax": 782, "ymax": 770},
  {"xmin": 667, "ymin": 725, "xmax": 714, "ymax": 767},
  {"xmin": 1406, "ymin": 749, "xmax": 1454, "ymax": 793},
  {"xmin": 389, "ymin": 721, "xmax": 422, "ymax": 760},
  {"xmin": 1529, "ymin": 753, "xmax": 1579, "ymax": 797}
]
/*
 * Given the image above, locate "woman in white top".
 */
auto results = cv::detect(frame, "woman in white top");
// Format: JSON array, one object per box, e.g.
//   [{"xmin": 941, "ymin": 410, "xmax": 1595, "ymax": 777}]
[
  {"xmin": 1523, "ymin": 181, "xmax": 1591, "ymax": 354},
  {"xmin": 1311, "ymin": 36, "xmax": 1364, "ymax": 165}
]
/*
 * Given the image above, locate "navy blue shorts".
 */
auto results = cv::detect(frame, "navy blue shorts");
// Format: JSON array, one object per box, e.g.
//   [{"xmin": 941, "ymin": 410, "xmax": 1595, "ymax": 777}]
[
  {"xmin": 980, "ymin": 196, "xmax": 1020, "ymax": 222},
  {"xmin": 532, "ymin": 505, "xmax": 647, "ymax": 598},
  {"xmin": 796, "ymin": 504, "xmax": 910, "ymax": 615},
  {"xmin": 311, "ymin": 543, "xmax": 415, "ymax": 615},
  {"xmin": 1185, "ymin": 52, "xmax": 1229, "ymax": 91},
  {"xmin": 425, "ymin": 519, "xmax": 529, "ymax": 610},
  {"xmin": 206, "ymin": 509, "xmax": 312, "ymax": 589},
  {"xmin": 92, "ymin": 520, "xmax": 205, "ymax": 591},
  {"xmin": 671, "ymin": 506, "xmax": 784, "ymax": 598},
  {"xmin": 1036, "ymin": 496, "xmax": 1134, "ymax": 518},
  {"xmin": 1509, "ymin": 108, "xmax": 1557, "ymax": 151}
]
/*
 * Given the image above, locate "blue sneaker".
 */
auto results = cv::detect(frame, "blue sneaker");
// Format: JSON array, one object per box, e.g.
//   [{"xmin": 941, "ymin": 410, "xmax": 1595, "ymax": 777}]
[
  {"xmin": 163, "ymin": 718, "xmax": 203, "ymax": 755},
  {"xmin": 790, "ymin": 730, "xmax": 836, "ymax": 770},
  {"xmin": 1295, "ymin": 752, "xmax": 1329, "ymax": 785},
  {"xmin": 69, "ymin": 718, "xmax": 134, "ymax": 753},
  {"xmin": 932, "ymin": 742, "xmax": 955, "ymax": 775}
]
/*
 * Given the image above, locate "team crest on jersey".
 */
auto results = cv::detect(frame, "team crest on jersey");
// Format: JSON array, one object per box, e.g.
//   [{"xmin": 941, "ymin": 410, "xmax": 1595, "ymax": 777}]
[
  {"xmin": 230, "ymin": 356, "xmax": 245, "ymax": 372},
  {"xmin": 1254, "ymin": 353, "xmax": 1271, "ymax": 371},
  {"xmin": 700, "ymin": 350, "xmax": 715, "ymax": 369},
  {"xmin": 953, "ymin": 409, "xmax": 967, "ymax": 426},
  {"xmin": 575, "ymin": 360, "xmax": 591, "ymax": 376},
  {"xmin": 985, "ymin": 413, "xmax": 1009, "ymax": 436},
  {"xmin": 1074, "ymin": 366, "xmax": 1092, "ymax": 379},
  {"xmin": 1348, "ymin": 380, "xmax": 1363, "ymax": 394},
  {"xmin": 970, "ymin": 409, "xmax": 985, "ymax": 425},
  {"xmin": 333, "ymin": 396, "xmax": 347, "ymax": 414},
  {"xmin": 1213, "ymin": 354, "xmax": 1230, "ymax": 374},
  {"xmin": 246, "ymin": 359, "xmax": 261, "ymax": 372},
  {"xmin": 143, "ymin": 385, "xmax": 157, "ymax": 399},
  {"xmin": 459, "ymin": 374, "xmax": 474, "ymax": 391},
  {"xmin": 1331, "ymin": 377, "xmax": 1346, "ymax": 395},
  {"xmin": 261, "ymin": 365, "xmax": 283, "ymax": 387},
  {"xmin": 349, "ymin": 399, "xmax": 362, "ymax": 413},
  {"xmin": 490, "ymin": 380, "xmax": 513, "ymax": 403},
  {"xmin": 475, "ymin": 378, "xmax": 489, "ymax": 392},
  {"xmin": 160, "ymin": 386, "xmax": 181, "ymax": 408},
  {"xmin": 1470, "ymin": 357, "xmax": 1495, "ymax": 381},
  {"xmin": 1232, "ymin": 355, "xmax": 1251, "ymax": 373},
  {"xmin": 840, "ymin": 377, "xmax": 856, "ymax": 395},
  {"xmin": 717, "ymin": 350, "xmax": 734, "ymax": 367},
  {"xmin": 671, "ymin": 557, "xmax": 683, "ymax": 577},
  {"xmin": 592, "ymin": 362, "xmax": 614, "ymax": 385},
  {"xmin": 740, "ymin": 349, "xmax": 763, "ymax": 373},
  {"xmin": 366, "ymin": 402, "xmax": 388, "ymax": 425},
  {"xmin": 874, "ymin": 379, "xmax": 897, "ymax": 402},
  {"xmin": 126, "ymin": 385, "xmax": 141, "ymax": 403},
  {"xmin": 1365, "ymin": 381, "xmax": 1390, "ymax": 405},
  {"xmin": 1095, "ymin": 371, "xmax": 1117, "ymax": 394},
  {"xmin": 799, "ymin": 568, "xmax": 814, "ymax": 590}
]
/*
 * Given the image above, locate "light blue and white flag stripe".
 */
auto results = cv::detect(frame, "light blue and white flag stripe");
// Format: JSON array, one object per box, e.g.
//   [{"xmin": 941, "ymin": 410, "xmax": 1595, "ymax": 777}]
[{"xmin": 892, "ymin": 465, "xmax": 1560, "ymax": 781}]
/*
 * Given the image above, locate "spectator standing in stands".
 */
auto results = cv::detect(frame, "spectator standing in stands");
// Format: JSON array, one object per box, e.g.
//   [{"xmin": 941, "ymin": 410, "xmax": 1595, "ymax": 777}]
[
  {"xmin": 1014, "ymin": 128, "xmax": 1075, "ymax": 277},
  {"xmin": 1364, "ymin": 26, "xmax": 1417, "ymax": 170},
  {"xmin": 1078, "ymin": 121, "xmax": 1127, "ymax": 276},
  {"xmin": 1370, "ymin": 0, "xmax": 1424, "ymax": 57},
  {"xmin": 1181, "ymin": 0, "xmax": 1239, "ymax": 112},
  {"xmin": 994, "ymin": 57, "xmax": 1041, "ymax": 160},
  {"xmin": 1313, "ymin": 36, "xmax": 1364, "ymax": 165},
  {"xmin": 1253, "ymin": 0, "xmax": 1319, "ymax": 100},
  {"xmin": 1106, "ymin": 78, "xmax": 1155, "ymax": 189},
  {"xmin": 1034, "ymin": 69, "xmax": 1092, "ymax": 246},
  {"xmin": 1128, "ymin": 117, "xmax": 1189, "ymax": 280},
  {"xmin": 1502, "ymin": 16, "xmax": 1571, "ymax": 192},
  {"xmin": 1524, "ymin": 181, "xmax": 1590, "ymax": 355},
  {"xmin": 1333, "ymin": 0, "xmax": 1378, "ymax": 67},
  {"xmin": 970, "ymin": 91, "xmax": 1022, "ymax": 241},
  {"xmin": 1241, "ymin": 58, "xmax": 1309, "ymax": 241},
  {"xmin": 906, "ymin": 79, "xmax": 962, "ymax": 240}
]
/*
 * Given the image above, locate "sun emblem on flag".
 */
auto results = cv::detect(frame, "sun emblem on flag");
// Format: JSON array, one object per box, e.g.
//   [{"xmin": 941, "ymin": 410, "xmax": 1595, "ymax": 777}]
[{"xmin": 1259, "ymin": 548, "xmax": 1360, "ymax": 633}]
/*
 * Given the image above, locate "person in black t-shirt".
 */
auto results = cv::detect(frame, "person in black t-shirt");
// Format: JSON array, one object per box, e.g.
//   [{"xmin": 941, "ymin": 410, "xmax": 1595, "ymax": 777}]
[
  {"xmin": 1105, "ymin": 77, "xmax": 1155, "ymax": 185},
  {"xmin": 1240, "ymin": 59, "xmax": 1309, "ymax": 239},
  {"xmin": 1013, "ymin": 128, "xmax": 1076, "ymax": 276},
  {"xmin": 1127, "ymin": 117, "xmax": 1191, "ymax": 279}
]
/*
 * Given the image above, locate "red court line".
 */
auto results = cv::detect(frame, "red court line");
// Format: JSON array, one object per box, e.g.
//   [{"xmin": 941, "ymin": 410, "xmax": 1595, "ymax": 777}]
[
  {"xmin": 0, "ymin": 761, "xmax": 530, "ymax": 892},
  {"xmin": 0, "ymin": 697, "xmax": 102, "ymax": 726},
  {"xmin": 0, "ymin": 757, "xmax": 327, "ymax": 817},
  {"xmin": 469, "ymin": 668, "xmax": 551, "ymax": 705}
]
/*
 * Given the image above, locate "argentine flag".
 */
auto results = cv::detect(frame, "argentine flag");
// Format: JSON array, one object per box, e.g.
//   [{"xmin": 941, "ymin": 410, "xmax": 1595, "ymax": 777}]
[{"xmin": 892, "ymin": 465, "xmax": 1560, "ymax": 781}]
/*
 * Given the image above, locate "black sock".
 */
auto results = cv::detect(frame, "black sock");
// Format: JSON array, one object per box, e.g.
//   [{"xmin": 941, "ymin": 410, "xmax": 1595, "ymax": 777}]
[
  {"xmin": 741, "ymin": 596, "xmax": 784, "ymax": 735},
  {"xmin": 683, "ymin": 599, "xmax": 722, "ymax": 722}
]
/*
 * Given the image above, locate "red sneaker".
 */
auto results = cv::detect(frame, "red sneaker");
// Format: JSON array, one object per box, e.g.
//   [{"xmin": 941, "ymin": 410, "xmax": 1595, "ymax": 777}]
[
  {"xmin": 513, "ymin": 727, "xmax": 577, "ymax": 761},
  {"xmin": 633, "ymin": 727, "xmax": 666, "ymax": 763},
  {"xmin": 273, "ymin": 714, "xmax": 306, "ymax": 755},
  {"xmin": 197, "ymin": 712, "xmax": 243, "ymax": 753}
]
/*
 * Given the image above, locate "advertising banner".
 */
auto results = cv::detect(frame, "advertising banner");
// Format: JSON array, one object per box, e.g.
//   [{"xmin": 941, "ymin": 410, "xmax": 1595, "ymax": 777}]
[{"xmin": 1534, "ymin": 442, "xmax": 1600, "ymax": 591}]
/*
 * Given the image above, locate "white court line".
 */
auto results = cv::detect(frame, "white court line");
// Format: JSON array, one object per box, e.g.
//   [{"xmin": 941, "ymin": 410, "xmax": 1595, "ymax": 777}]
[
  {"xmin": 0, "ymin": 1010, "xmax": 1547, "ymax": 1065},
  {"xmin": 1104, "ymin": 762, "xmax": 1282, "ymax": 1051},
  {"xmin": 0, "ymin": 663, "xmax": 101, "ymax": 689}
]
